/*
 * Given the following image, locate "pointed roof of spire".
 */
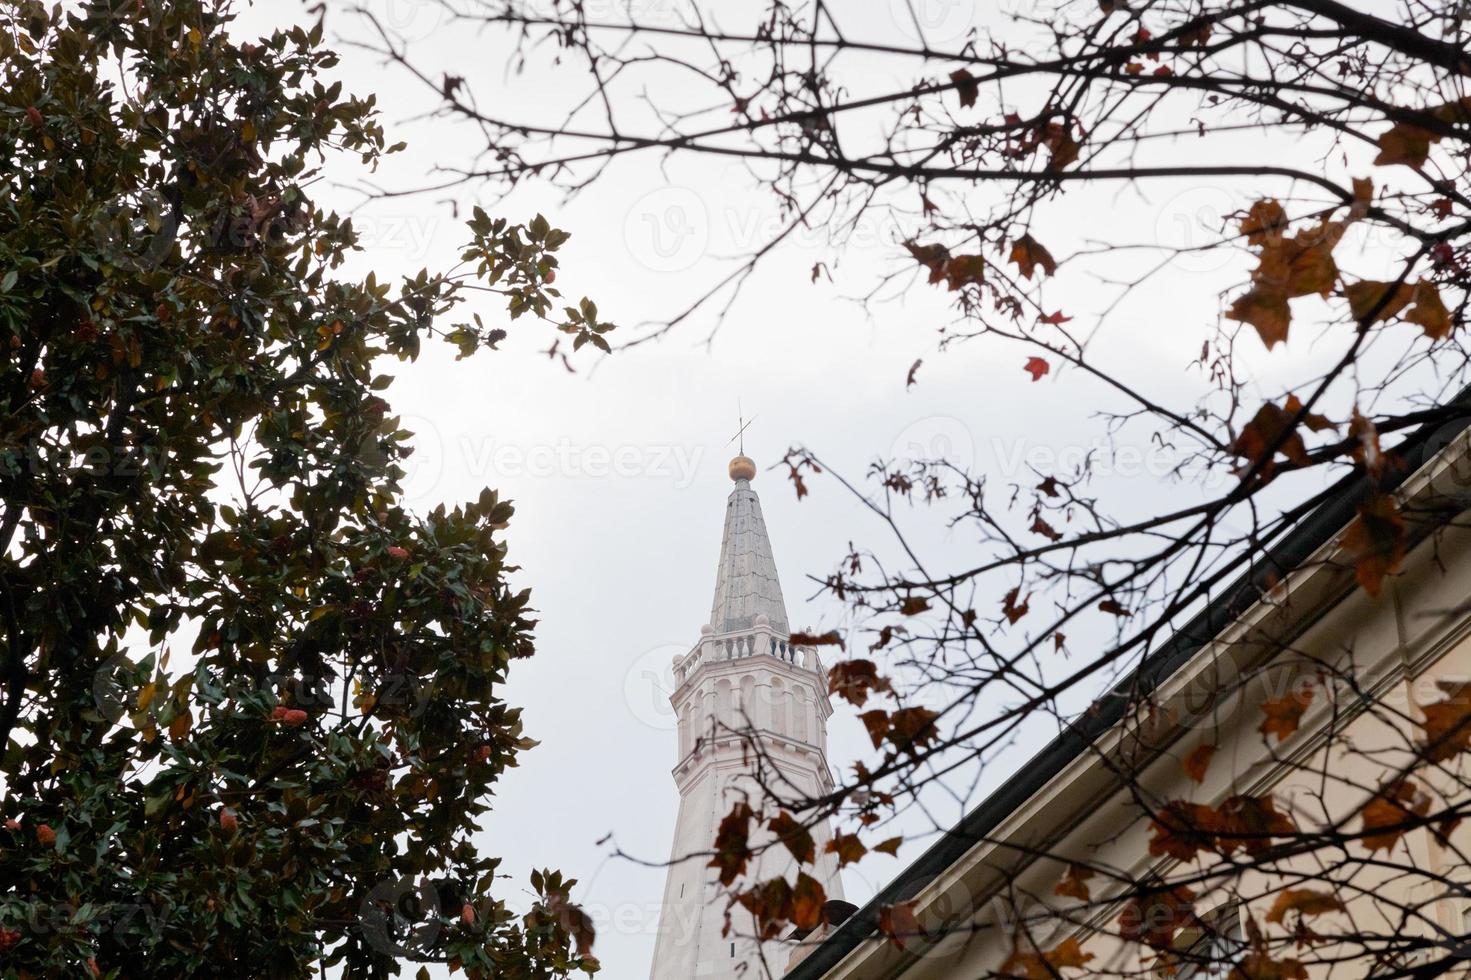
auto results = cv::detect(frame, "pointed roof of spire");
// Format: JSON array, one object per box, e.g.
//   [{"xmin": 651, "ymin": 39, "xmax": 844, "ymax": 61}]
[{"xmin": 709, "ymin": 456, "xmax": 790, "ymax": 635}]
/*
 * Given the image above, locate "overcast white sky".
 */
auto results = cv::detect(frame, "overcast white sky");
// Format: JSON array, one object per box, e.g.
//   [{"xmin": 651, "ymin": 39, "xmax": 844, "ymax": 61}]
[{"xmin": 218, "ymin": 2, "xmax": 1438, "ymax": 975}]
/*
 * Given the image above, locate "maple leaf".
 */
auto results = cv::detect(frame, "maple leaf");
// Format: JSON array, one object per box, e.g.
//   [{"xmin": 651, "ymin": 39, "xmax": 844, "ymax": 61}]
[
  {"xmin": 1002, "ymin": 586, "xmax": 1031, "ymax": 624},
  {"xmin": 826, "ymin": 832, "xmax": 867, "ymax": 867},
  {"xmin": 1256, "ymin": 221, "xmax": 1343, "ymax": 299},
  {"xmin": 1233, "ymin": 953, "xmax": 1309, "ymax": 980},
  {"xmin": 888, "ymin": 706, "xmax": 941, "ymax": 753},
  {"xmin": 828, "ymin": 659, "xmax": 894, "ymax": 708},
  {"xmin": 1037, "ymin": 476, "xmax": 1062, "ymax": 497},
  {"xmin": 1023, "ymin": 356, "xmax": 1050, "ymax": 382},
  {"xmin": 872, "ymin": 837, "xmax": 902, "ymax": 856},
  {"xmin": 791, "ymin": 873, "xmax": 827, "ymax": 931},
  {"xmin": 1405, "ymin": 281, "xmax": 1452, "ymax": 339},
  {"xmin": 1416, "ymin": 680, "xmax": 1471, "ymax": 762},
  {"xmin": 736, "ymin": 877, "xmax": 795, "ymax": 940},
  {"xmin": 1215, "ymin": 794, "xmax": 1296, "ymax": 855},
  {"xmin": 949, "ymin": 68, "xmax": 979, "ymax": 108},
  {"xmin": 1030, "ymin": 514, "xmax": 1063, "ymax": 541},
  {"xmin": 1283, "ymin": 393, "xmax": 1336, "ymax": 433},
  {"xmin": 1264, "ymin": 888, "xmax": 1345, "ymax": 924},
  {"xmin": 1009, "ymin": 234, "xmax": 1057, "ymax": 279},
  {"xmin": 790, "ymin": 629, "xmax": 844, "ymax": 648},
  {"xmin": 1373, "ymin": 122, "xmax": 1436, "ymax": 168},
  {"xmin": 1227, "ymin": 284, "xmax": 1291, "ymax": 349},
  {"xmin": 1348, "ymin": 410, "xmax": 1385, "ymax": 476},
  {"xmin": 1041, "ymin": 122, "xmax": 1080, "ymax": 169},
  {"xmin": 1055, "ymin": 864, "xmax": 1094, "ymax": 902},
  {"xmin": 942, "ymin": 253, "xmax": 986, "ymax": 290},
  {"xmin": 768, "ymin": 812, "xmax": 816, "ymax": 865},
  {"xmin": 1183, "ymin": 743, "xmax": 1217, "ymax": 783},
  {"xmin": 1360, "ymin": 780, "xmax": 1430, "ymax": 852},
  {"xmin": 858, "ymin": 709, "xmax": 891, "ymax": 748},
  {"xmin": 1119, "ymin": 886, "xmax": 1196, "ymax": 949},
  {"xmin": 1149, "ymin": 801, "xmax": 1220, "ymax": 861},
  {"xmin": 1098, "ymin": 598, "xmax": 1129, "ymax": 617},
  {"xmin": 1039, "ymin": 310, "xmax": 1072, "ymax": 325},
  {"xmin": 877, "ymin": 900, "xmax": 922, "ymax": 950},
  {"xmin": 1342, "ymin": 493, "xmax": 1406, "ymax": 596},
  {"xmin": 1240, "ymin": 200, "xmax": 1288, "ymax": 246},
  {"xmin": 708, "ymin": 803, "xmax": 754, "ymax": 885},
  {"xmin": 1259, "ymin": 684, "xmax": 1314, "ymax": 742},
  {"xmin": 1231, "ymin": 401, "xmax": 1308, "ymax": 470},
  {"xmin": 999, "ymin": 937, "xmax": 1095, "ymax": 979},
  {"xmin": 906, "ymin": 358, "xmax": 922, "ymax": 388},
  {"xmin": 1344, "ymin": 279, "xmax": 1414, "ymax": 324},
  {"xmin": 900, "ymin": 596, "xmax": 931, "ymax": 616},
  {"xmin": 904, "ymin": 240, "xmax": 950, "ymax": 284}
]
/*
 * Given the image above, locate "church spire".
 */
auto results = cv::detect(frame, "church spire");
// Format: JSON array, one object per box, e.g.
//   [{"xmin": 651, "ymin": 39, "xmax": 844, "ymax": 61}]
[{"xmin": 708, "ymin": 454, "xmax": 790, "ymax": 635}]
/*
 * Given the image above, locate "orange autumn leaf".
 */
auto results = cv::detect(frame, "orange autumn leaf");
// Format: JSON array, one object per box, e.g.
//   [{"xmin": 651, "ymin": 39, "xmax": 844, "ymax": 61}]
[
  {"xmin": 1119, "ymin": 885, "xmax": 1196, "ymax": 949},
  {"xmin": 1002, "ymin": 586, "xmax": 1030, "ymax": 624},
  {"xmin": 1342, "ymin": 493, "xmax": 1406, "ymax": 596},
  {"xmin": 1344, "ymin": 279, "xmax": 1414, "ymax": 324},
  {"xmin": 1055, "ymin": 864, "xmax": 1095, "ymax": 902},
  {"xmin": 828, "ymin": 659, "xmax": 894, "ymax": 708},
  {"xmin": 1359, "ymin": 779, "xmax": 1431, "ymax": 853},
  {"xmin": 1264, "ymin": 888, "xmax": 1345, "ymax": 924},
  {"xmin": 1231, "ymin": 401, "xmax": 1308, "ymax": 470},
  {"xmin": 858, "ymin": 709, "xmax": 891, "ymax": 748},
  {"xmin": 887, "ymin": 706, "xmax": 941, "ymax": 753},
  {"xmin": 1283, "ymin": 394, "xmax": 1336, "ymax": 433},
  {"xmin": 1183, "ymin": 743, "xmax": 1217, "ymax": 783},
  {"xmin": 1240, "ymin": 199, "xmax": 1288, "ymax": 246},
  {"xmin": 1214, "ymin": 793, "xmax": 1296, "ymax": 855},
  {"xmin": 1405, "ymin": 281, "xmax": 1453, "ymax": 340},
  {"xmin": 1149, "ymin": 801, "xmax": 1221, "ymax": 861},
  {"xmin": 791, "ymin": 872, "xmax": 827, "ymax": 932},
  {"xmin": 1009, "ymin": 234, "xmax": 1057, "ymax": 279},
  {"xmin": 877, "ymin": 900, "xmax": 923, "ymax": 950},
  {"xmin": 1417, "ymin": 681, "xmax": 1471, "ymax": 763},
  {"xmin": 1373, "ymin": 122, "xmax": 1436, "ymax": 168},
  {"xmin": 999, "ymin": 937, "xmax": 1095, "ymax": 979},
  {"xmin": 1041, "ymin": 121, "xmax": 1081, "ymax": 170},
  {"xmin": 1227, "ymin": 284, "xmax": 1291, "ymax": 349},
  {"xmin": 767, "ymin": 811, "xmax": 816, "ymax": 866},
  {"xmin": 949, "ymin": 68, "xmax": 978, "ymax": 108},
  {"xmin": 1259, "ymin": 684, "xmax": 1314, "ymax": 742},
  {"xmin": 707, "ymin": 803, "xmax": 754, "ymax": 885},
  {"xmin": 1233, "ymin": 953, "xmax": 1309, "ymax": 980},
  {"xmin": 1256, "ymin": 221, "xmax": 1343, "ymax": 299},
  {"xmin": 825, "ymin": 832, "xmax": 867, "ymax": 868}
]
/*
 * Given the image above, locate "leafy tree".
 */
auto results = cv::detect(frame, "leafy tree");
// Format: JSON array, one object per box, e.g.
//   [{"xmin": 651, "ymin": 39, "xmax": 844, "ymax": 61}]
[
  {"xmin": 0, "ymin": 1, "xmax": 607, "ymax": 975},
  {"xmin": 367, "ymin": 1, "xmax": 1471, "ymax": 976}
]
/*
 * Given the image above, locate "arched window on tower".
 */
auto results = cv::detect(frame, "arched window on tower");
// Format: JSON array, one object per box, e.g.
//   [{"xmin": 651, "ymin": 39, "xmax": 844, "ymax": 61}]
[
  {"xmin": 715, "ymin": 679, "xmax": 733, "ymax": 732},
  {"xmin": 771, "ymin": 677, "xmax": 787, "ymax": 736}
]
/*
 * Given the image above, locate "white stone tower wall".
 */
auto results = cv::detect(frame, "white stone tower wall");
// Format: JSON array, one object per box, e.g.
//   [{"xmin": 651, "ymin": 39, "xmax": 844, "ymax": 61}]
[{"xmin": 649, "ymin": 458, "xmax": 845, "ymax": 980}]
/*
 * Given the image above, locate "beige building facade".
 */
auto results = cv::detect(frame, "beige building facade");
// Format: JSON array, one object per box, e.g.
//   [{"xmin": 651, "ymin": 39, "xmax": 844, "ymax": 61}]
[{"xmin": 787, "ymin": 415, "xmax": 1471, "ymax": 979}]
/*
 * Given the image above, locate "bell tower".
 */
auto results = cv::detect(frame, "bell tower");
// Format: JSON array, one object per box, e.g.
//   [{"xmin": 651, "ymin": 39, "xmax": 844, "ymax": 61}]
[{"xmin": 649, "ymin": 454, "xmax": 845, "ymax": 979}]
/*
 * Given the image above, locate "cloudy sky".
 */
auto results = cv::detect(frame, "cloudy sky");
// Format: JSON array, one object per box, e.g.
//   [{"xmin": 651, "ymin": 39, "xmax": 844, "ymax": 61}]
[{"xmin": 220, "ymin": 1, "xmax": 1428, "ymax": 974}]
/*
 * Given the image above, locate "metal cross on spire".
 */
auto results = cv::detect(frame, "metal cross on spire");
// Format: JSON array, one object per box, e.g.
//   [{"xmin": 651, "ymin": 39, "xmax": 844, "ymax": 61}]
[{"xmin": 727, "ymin": 404, "xmax": 756, "ymax": 456}]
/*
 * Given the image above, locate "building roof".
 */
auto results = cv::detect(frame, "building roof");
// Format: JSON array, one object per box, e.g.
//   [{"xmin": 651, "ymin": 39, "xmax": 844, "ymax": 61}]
[
  {"xmin": 709, "ymin": 461, "xmax": 791, "ymax": 635},
  {"xmin": 787, "ymin": 392, "xmax": 1471, "ymax": 979}
]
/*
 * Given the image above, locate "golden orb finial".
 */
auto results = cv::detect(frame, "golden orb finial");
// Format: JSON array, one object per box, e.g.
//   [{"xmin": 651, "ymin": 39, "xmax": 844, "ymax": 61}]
[{"xmin": 729, "ymin": 455, "xmax": 757, "ymax": 482}]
